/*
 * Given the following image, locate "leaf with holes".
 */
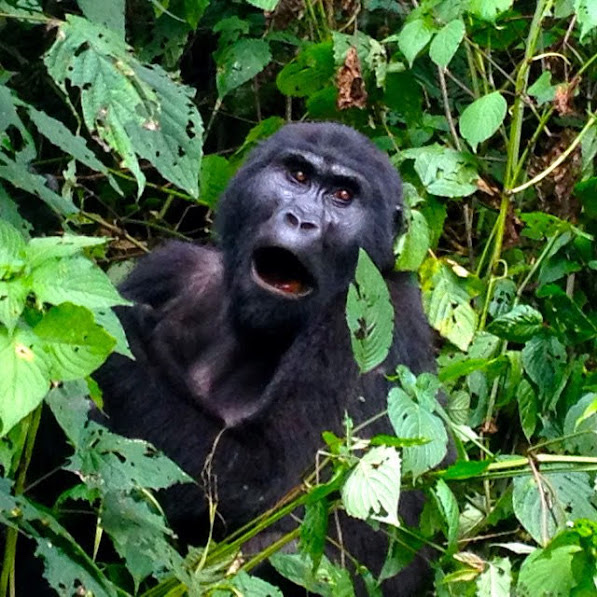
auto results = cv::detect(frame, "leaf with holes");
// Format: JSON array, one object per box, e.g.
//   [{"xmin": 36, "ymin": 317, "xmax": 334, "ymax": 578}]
[
  {"xmin": 33, "ymin": 303, "xmax": 115, "ymax": 381},
  {"xmin": 487, "ymin": 305, "xmax": 544, "ymax": 343},
  {"xmin": 512, "ymin": 471, "xmax": 597, "ymax": 545},
  {"xmin": 420, "ymin": 257, "xmax": 477, "ymax": 351},
  {"xmin": 346, "ymin": 249, "xmax": 394, "ymax": 373},
  {"xmin": 31, "ymin": 256, "xmax": 129, "ymax": 310},
  {"xmin": 342, "ymin": 446, "xmax": 401, "ymax": 527},
  {"xmin": 45, "ymin": 16, "xmax": 203, "ymax": 197},
  {"xmin": 387, "ymin": 387, "xmax": 448, "ymax": 479}
]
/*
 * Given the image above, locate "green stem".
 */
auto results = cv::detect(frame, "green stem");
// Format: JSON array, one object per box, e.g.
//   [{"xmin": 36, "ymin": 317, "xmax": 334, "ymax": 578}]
[{"xmin": 0, "ymin": 406, "xmax": 42, "ymax": 597}]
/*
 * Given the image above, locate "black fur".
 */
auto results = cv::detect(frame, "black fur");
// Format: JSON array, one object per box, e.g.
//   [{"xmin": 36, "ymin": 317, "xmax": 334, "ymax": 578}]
[{"xmin": 95, "ymin": 123, "xmax": 437, "ymax": 594}]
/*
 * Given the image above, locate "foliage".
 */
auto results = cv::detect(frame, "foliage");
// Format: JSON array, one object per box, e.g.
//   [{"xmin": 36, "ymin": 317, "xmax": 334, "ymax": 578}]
[{"xmin": 0, "ymin": 0, "xmax": 597, "ymax": 595}]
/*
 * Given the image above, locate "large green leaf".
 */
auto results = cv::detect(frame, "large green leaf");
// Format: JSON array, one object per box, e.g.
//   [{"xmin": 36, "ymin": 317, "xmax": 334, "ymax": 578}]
[
  {"xmin": 31, "ymin": 256, "xmax": 128, "ymax": 310},
  {"xmin": 513, "ymin": 471, "xmax": 597, "ymax": 545},
  {"xmin": 468, "ymin": 0, "xmax": 513, "ymax": 22},
  {"xmin": 216, "ymin": 39, "xmax": 272, "ymax": 98},
  {"xmin": 341, "ymin": 446, "xmax": 401, "ymax": 527},
  {"xmin": 459, "ymin": 92, "xmax": 507, "ymax": 152},
  {"xmin": 0, "ymin": 478, "xmax": 118, "ymax": 597},
  {"xmin": 76, "ymin": 0, "xmax": 125, "ymax": 38},
  {"xmin": 387, "ymin": 387, "xmax": 448, "ymax": 479},
  {"xmin": 277, "ymin": 42, "xmax": 335, "ymax": 98},
  {"xmin": 487, "ymin": 305, "xmax": 544, "ymax": 343},
  {"xmin": 575, "ymin": 0, "xmax": 597, "ymax": 42},
  {"xmin": 429, "ymin": 19, "xmax": 465, "ymax": 67},
  {"xmin": 346, "ymin": 249, "xmax": 394, "ymax": 373},
  {"xmin": 420, "ymin": 257, "xmax": 477, "ymax": 351},
  {"xmin": 45, "ymin": 16, "xmax": 203, "ymax": 197},
  {"xmin": 0, "ymin": 327, "xmax": 50, "ymax": 434},
  {"xmin": 521, "ymin": 332, "xmax": 566, "ymax": 400},
  {"xmin": 400, "ymin": 145, "xmax": 478, "ymax": 198},
  {"xmin": 395, "ymin": 19, "xmax": 435, "ymax": 67},
  {"xmin": 394, "ymin": 209, "xmax": 430, "ymax": 271},
  {"xmin": 33, "ymin": 303, "xmax": 115, "ymax": 381}
]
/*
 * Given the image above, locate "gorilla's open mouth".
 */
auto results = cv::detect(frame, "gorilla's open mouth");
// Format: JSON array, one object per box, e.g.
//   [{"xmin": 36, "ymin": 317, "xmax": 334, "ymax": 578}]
[{"xmin": 252, "ymin": 247, "xmax": 315, "ymax": 298}]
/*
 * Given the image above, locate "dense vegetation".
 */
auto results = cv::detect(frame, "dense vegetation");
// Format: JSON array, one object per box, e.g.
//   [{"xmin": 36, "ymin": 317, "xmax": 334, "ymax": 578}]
[{"xmin": 0, "ymin": 0, "xmax": 596, "ymax": 595}]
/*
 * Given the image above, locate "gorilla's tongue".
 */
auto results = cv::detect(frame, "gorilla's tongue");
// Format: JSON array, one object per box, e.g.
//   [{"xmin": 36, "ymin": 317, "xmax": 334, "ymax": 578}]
[{"xmin": 252, "ymin": 247, "xmax": 314, "ymax": 297}]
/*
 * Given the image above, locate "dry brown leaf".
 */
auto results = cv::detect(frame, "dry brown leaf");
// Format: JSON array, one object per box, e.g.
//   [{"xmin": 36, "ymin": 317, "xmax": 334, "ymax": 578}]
[{"xmin": 336, "ymin": 46, "xmax": 367, "ymax": 110}]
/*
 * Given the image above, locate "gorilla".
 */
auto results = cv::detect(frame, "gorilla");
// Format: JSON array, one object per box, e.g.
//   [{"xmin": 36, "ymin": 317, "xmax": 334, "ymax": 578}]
[{"xmin": 95, "ymin": 122, "xmax": 438, "ymax": 594}]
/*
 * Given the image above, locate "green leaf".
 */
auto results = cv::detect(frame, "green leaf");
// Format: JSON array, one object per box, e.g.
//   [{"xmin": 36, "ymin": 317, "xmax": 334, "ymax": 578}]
[
  {"xmin": 26, "ymin": 234, "xmax": 108, "ymax": 269},
  {"xmin": 0, "ymin": 185, "xmax": 31, "ymax": 239},
  {"xmin": 563, "ymin": 393, "xmax": 597, "ymax": 456},
  {"xmin": 346, "ymin": 249, "xmax": 394, "ymax": 373},
  {"xmin": 517, "ymin": 543, "xmax": 580, "ymax": 597},
  {"xmin": 93, "ymin": 307, "xmax": 133, "ymax": 358},
  {"xmin": 277, "ymin": 41, "xmax": 335, "ymax": 98},
  {"xmin": 246, "ymin": 0, "xmax": 280, "ymax": 9},
  {"xmin": 528, "ymin": 71, "xmax": 557, "ymax": 105},
  {"xmin": 45, "ymin": 16, "xmax": 203, "ymax": 197},
  {"xmin": 441, "ymin": 460, "xmax": 490, "ymax": 480},
  {"xmin": 459, "ymin": 92, "xmax": 507, "ymax": 152},
  {"xmin": 33, "ymin": 303, "xmax": 115, "ymax": 381},
  {"xmin": 0, "ymin": 478, "xmax": 118, "ymax": 597},
  {"xmin": 401, "ymin": 144, "xmax": 478, "ymax": 198},
  {"xmin": 76, "ymin": 0, "xmax": 125, "ymax": 38},
  {"xmin": 0, "ymin": 277, "xmax": 29, "ymax": 332},
  {"xmin": 26, "ymin": 106, "xmax": 120, "ymax": 193},
  {"xmin": 468, "ymin": 0, "xmax": 514, "ymax": 22},
  {"xmin": 183, "ymin": 0, "xmax": 209, "ymax": 28},
  {"xmin": 216, "ymin": 572, "xmax": 284, "ymax": 597},
  {"xmin": 341, "ymin": 446, "xmax": 401, "ymax": 527},
  {"xmin": 100, "ymin": 491, "xmax": 184, "ymax": 589},
  {"xmin": 66, "ymin": 424, "xmax": 193, "ymax": 492},
  {"xmin": 476, "ymin": 557, "xmax": 512, "ymax": 597},
  {"xmin": 300, "ymin": 499, "xmax": 329, "ymax": 571},
  {"xmin": 387, "ymin": 387, "xmax": 448, "ymax": 479},
  {"xmin": 433, "ymin": 479, "xmax": 459, "ymax": 551},
  {"xmin": 487, "ymin": 305, "xmax": 544, "ymax": 343},
  {"xmin": 420, "ymin": 257, "xmax": 477, "ymax": 351},
  {"xmin": 199, "ymin": 154, "xmax": 234, "ymax": 208},
  {"xmin": 31, "ymin": 256, "xmax": 128, "ymax": 310},
  {"xmin": 429, "ymin": 20, "xmax": 465, "ymax": 68},
  {"xmin": 394, "ymin": 209, "xmax": 430, "ymax": 271},
  {"xmin": 517, "ymin": 379, "xmax": 537, "ymax": 441},
  {"xmin": 0, "ymin": 159, "xmax": 77, "ymax": 216},
  {"xmin": 575, "ymin": 0, "xmax": 597, "ymax": 42},
  {"xmin": 521, "ymin": 332, "xmax": 566, "ymax": 400},
  {"xmin": 0, "ymin": 218, "xmax": 26, "ymax": 276},
  {"xmin": 270, "ymin": 553, "xmax": 355, "ymax": 597},
  {"xmin": 216, "ymin": 38, "xmax": 272, "ymax": 98},
  {"xmin": 0, "ymin": 327, "xmax": 51, "ymax": 434},
  {"xmin": 396, "ymin": 19, "xmax": 435, "ymax": 67},
  {"xmin": 513, "ymin": 471, "xmax": 597, "ymax": 545}
]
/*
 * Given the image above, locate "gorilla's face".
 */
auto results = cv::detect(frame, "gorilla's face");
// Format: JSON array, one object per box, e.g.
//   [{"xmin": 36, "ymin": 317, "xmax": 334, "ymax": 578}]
[
  {"xmin": 216, "ymin": 123, "xmax": 403, "ymax": 336},
  {"xmin": 249, "ymin": 148, "xmax": 371, "ymax": 301}
]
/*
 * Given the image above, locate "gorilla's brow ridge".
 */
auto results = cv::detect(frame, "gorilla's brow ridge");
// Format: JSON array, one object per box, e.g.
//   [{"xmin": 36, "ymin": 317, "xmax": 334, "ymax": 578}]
[{"xmin": 279, "ymin": 149, "xmax": 365, "ymax": 190}]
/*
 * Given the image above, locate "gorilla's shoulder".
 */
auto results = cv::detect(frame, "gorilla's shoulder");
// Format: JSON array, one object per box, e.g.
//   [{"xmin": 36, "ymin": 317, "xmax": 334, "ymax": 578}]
[{"xmin": 120, "ymin": 241, "xmax": 223, "ymax": 309}]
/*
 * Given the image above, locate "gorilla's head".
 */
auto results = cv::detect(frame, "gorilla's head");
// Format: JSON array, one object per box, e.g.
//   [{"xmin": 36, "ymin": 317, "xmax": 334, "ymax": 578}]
[{"xmin": 216, "ymin": 122, "xmax": 403, "ymax": 336}]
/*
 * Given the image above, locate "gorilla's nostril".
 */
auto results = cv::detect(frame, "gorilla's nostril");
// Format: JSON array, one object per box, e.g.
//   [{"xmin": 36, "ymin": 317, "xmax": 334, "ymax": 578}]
[
  {"xmin": 300, "ymin": 221, "xmax": 317, "ymax": 231},
  {"xmin": 285, "ymin": 212, "xmax": 300, "ymax": 227}
]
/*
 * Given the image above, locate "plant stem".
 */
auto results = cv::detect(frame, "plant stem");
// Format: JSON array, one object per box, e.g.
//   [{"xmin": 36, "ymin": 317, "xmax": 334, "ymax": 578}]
[{"xmin": 0, "ymin": 406, "xmax": 42, "ymax": 597}]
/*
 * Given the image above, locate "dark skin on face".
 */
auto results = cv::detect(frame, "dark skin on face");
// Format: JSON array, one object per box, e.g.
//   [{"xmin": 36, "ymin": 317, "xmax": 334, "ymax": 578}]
[{"xmin": 86, "ymin": 123, "xmax": 442, "ymax": 596}]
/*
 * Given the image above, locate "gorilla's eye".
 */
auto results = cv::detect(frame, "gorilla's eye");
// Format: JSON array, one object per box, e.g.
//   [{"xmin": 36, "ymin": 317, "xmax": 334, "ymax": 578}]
[
  {"xmin": 334, "ymin": 189, "xmax": 353, "ymax": 202},
  {"xmin": 291, "ymin": 170, "xmax": 308, "ymax": 184}
]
